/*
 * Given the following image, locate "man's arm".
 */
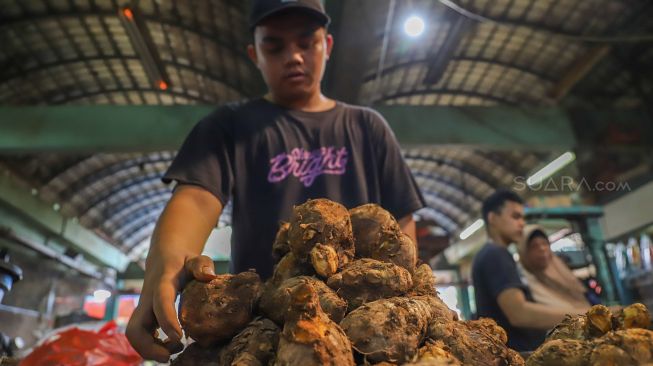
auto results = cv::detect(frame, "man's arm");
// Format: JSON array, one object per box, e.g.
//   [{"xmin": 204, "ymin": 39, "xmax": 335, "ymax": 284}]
[
  {"xmin": 497, "ymin": 288, "xmax": 591, "ymax": 329},
  {"xmin": 126, "ymin": 185, "xmax": 222, "ymax": 362},
  {"xmin": 398, "ymin": 214, "xmax": 417, "ymax": 244}
]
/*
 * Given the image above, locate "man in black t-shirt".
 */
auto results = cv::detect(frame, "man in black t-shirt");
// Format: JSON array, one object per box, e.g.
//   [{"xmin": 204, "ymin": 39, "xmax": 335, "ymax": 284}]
[
  {"xmin": 126, "ymin": 0, "xmax": 425, "ymax": 362},
  {"xmin": 471, "ymin": 190, "xmax": 584, "ymax": 351}
]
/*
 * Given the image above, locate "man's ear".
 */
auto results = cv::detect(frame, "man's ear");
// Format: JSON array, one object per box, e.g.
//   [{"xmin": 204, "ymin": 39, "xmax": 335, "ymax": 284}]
[
  {"xmin": 247, "ymin": 44, "xmax": 258, "ymax": 67},
  {"xmin": 325, "ymin": 34, "xmax": 334, "ymax": 60},
  {"xmin": 487, "ymin": 211, "xmax": 497, "ymax": 227}
]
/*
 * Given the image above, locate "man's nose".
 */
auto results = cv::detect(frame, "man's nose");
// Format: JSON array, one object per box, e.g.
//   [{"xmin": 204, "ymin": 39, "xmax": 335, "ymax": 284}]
[{"xmin": 284, "ymin": 44, "xmax": 303, "ymax": 65}]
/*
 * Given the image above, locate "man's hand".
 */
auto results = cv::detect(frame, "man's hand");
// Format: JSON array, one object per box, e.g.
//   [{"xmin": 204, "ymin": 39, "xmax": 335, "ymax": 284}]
[
  {"xmin": 126, "ymin": 261, "xmax": 186, "ymax": 362},
  {"xmin": 125, "ymin": 185, "xmax": 222, "ymax": 362},
  {"xmin": 126, "ymin": 255, "xmax": 219, "ymax": 362}
]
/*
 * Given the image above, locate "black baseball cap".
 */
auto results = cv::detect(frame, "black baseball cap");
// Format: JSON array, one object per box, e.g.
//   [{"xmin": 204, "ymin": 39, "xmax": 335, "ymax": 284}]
[{"xmin": 249, "ymin": 0, "xmax": 331, "ymax": 31}]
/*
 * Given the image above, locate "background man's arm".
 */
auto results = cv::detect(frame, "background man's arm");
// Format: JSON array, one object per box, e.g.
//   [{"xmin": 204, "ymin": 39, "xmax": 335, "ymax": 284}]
[{"xmin": 497, "ymin": 288, "xmax": 590, "ymax": 330}]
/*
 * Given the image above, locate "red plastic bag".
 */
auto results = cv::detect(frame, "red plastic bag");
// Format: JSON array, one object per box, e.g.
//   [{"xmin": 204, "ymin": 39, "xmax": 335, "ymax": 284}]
[{"xmin": 20, "ymin": 321, "xmax": 142, "ymax": 366}]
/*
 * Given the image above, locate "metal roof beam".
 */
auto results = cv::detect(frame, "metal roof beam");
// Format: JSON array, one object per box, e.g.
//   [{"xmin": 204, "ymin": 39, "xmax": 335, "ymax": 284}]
[{"xmin": 0, "ymin": 168, "xmax": 130, "ymax": 271}]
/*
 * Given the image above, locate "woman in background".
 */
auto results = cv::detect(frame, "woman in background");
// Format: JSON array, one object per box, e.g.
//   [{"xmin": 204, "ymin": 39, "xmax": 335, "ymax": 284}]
[{"xmin": 517, "ymin": 225, "xmax": 600, "ymax": 313}]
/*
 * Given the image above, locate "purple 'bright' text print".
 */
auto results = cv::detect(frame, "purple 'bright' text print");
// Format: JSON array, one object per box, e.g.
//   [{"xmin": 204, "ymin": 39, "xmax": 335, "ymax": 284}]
[{"xmin": 268, "ymin": 146, "xmax": 348, "ymax": 187}]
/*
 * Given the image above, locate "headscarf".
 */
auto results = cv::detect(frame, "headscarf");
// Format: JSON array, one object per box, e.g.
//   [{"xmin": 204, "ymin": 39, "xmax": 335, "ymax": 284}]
[{"xmin": 517, "ymin": 225, "xmax": 590, "ymax": 312}]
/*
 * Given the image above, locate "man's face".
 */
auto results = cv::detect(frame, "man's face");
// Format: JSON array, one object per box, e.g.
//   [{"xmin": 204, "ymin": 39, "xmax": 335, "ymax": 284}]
[
  {"xmin": 489, "ymin": 201, "xmax": 525, "ymax": 244},
  {"xmin": 248, "ymin": 12, "xmax": 333, "ymax": 102}
]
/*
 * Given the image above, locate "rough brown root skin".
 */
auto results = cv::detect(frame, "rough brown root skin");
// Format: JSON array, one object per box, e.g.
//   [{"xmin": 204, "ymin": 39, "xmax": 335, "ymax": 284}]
[
  {"xmin": 287, "ymin": 198, "xmax": 355, "ymax": 269},
  {"xmin": 467, "ymin": 317, "xmax": 508, "ymax": 345},
  {"xmin": 374, "ymin": 231, "xmax": 417, "ymax": 272},
  {"xmin": 340, "ymin": 296, "xmax": 448, "ymax": 363},
  {"xmin": 525, "ymin": 339, "xmax": 592, "ymax": 366},
  {"xmin": 259, "ymin": 276, "xmax": 347, "ymax": 325},
  {"xmin": 274, "ymin": 283, "xmax": 355, "ymax": 366},
  {"xmin": 589, "ymin": 344, "xmax": 634, "ymax": 366},
  {"xmin": 327, "ymin": 258, "xmax": 413, "ymax": 310},
  {"xmin": 310, "ymin": 243, "xmax": 339, "ymax": 278},
  {"xmin": 272, "ymin": 222, "xmax": 291, "ymax": 260},
  {"xmin": 592, "ymin": 328, "xmax": 653, "ymax": 364},
  {"xmin": 219, "ymin": 317, "xmax": 280, "ymax": 366},
  {"xmin": 350, "ymin": 204, "xmax": 400, "ymax": 256},
  {"xmin": 586, "ymin": 304, "xmax": 613, "ymax": 337},
  {"xmin": 613, "ymin": 303, "xmax": 651, "ymax": 330},
  {"xmin": 546, "ymin": 314, "xmax": 588, "ymax": 342},
  {"xmin": 409, "ymin": 263, "xmax": 437, "ymax": 297},
  {"xmin": 405, "ymin": 340, "xmax": 462, "ymax": 366},
  {"xmin": 179, "ymin": 271, "xmax": 262, "ymax": 347},
  {"xmin": 270, "ymin": 252, "xmax": 314, "ymax": 287},
  {"xmin": 427, "ymin": 318, "xmax": 522, "ymax": 366},
  {"xmin": 350, "ymin": 204, "xmax": 417, "ymax": 272},
  {"xmin": 170, "ymin": 343, "xmax": 221, "ymax": 366}
]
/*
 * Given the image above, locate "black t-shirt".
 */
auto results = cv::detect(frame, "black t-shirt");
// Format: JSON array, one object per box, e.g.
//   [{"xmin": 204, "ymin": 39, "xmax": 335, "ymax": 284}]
[
  {"xmin": 471, "ymin": 242, "xmax": 547, "ymax": 351},
  {"xmin": 163, "ymin": 98, "xmax": 425, "ymax": 279}
]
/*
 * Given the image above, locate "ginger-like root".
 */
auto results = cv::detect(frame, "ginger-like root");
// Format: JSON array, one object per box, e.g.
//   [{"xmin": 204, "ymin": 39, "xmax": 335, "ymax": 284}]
[
  {"xmin": 274, "ymin": 283, "xmax": 354, "ymax": 366},
  {"xmin": 403, "ymin": 340, "xmax": 461, "ymax": 366},
  {"xmin": 350, "ymin": 204, "xmax": 399, "ymax": 254},
  {"xmin": 350, "ymin": 204, "xmax": 416, "ymax": 272},
  {"xmin": 326, "ymin": 258, "xmax": 413, "ymax": 310},
  {"xmin": 219, "ymin": 317, "xmax": 280, "ymax": 366},
  {"xmin": 409, "ymin": 263, "xmax": 437, "ymax": 297},
  {"xmin": 270, "ymin": 252, "xmax": 314, "ymax": 287},
  {"xmin": 525, "ymin": 339, "xmax": 591, "ymax": 366},
  {"xmin": 170, "ymin": 343, "xmax": 221, "ymax": 366},
  {"xmin": 592, "ymin": 328, "xmax": 653, "ymax": 364},
  {"xmin": 341, "ymin": 296, "xmax": 453, "ymax": 363},
  {"xmin": 427, "ymin": 318, "xmax": 523, "ymax": 366},
  {"xmin": 589, "ymin": 344, "xmax": 634, "ymax": 366},
  {"xmin": 287, "ymin": 199, "xmax": 354, "ymax": 274},
  {"xmin": 272, "ymin": 222, "xmax": 290, "ymax": 260},
  {"xmin": 310, "ymin": 243, "xmax": 339, "ymax": 278},
  {"xmin": 587, "ymin": 304, "xmax": 613, "ymax": 337},
  {"xmin": 259, "ymin": 276, "xmax": 347, "ymax": 325},
  {"xmin": 613, "ymin": 303, "xmax": 651, "ymax": 330},
  {"xmin": 179, "ymin": 271, "xmax": 261, "ymax": 346},
  {"xmin": 467, "ymin": 317, "xmax": 508, "ymax": 345},
  {"xmin": 546, "ymin": 314, "xmax": 588, "ymax": 341}
]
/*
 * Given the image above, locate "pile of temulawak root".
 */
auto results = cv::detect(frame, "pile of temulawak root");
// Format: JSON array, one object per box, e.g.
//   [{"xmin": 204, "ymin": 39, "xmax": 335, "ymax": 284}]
[{"xmin": 171, "ymin": 198, "xmax": 653, "ymax": 366}]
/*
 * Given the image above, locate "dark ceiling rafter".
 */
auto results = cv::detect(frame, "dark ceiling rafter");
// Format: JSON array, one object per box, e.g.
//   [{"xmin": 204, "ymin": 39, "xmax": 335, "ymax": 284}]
[
  {"xmin": 103, "ymin": 198, "xmax": 168, "ymax": 233},
  {"xmin": 411, "ymin": 171, "xmax": 482, "ymax": 211},
  {"xmin": 45, "ymin": 154, "xmax": 172, "ymax": 204},
  {"xmin": 381, "ymin": 89, "xmax": 517, "ymax": 105},
  {"xmin": 363, "ymin": 57, "xmax": 554, "ymax": 84},
  {"xmin": 71, "ymin": 173, "xmax": 166, "ymax": 221},
  {"xmin": 0, "ymin": 56, "xmax": 247, "ymax": 97},
  {"xmin": 80, "ymin": 182, "xmax": 170, "ymax": 227},
  {"xmin": 96, "ymin": 187, "xmax": 171, "ymax": 224},
  {"xmin": 53, "ymin": 87, "xmax": 216, "ymax": 105}
]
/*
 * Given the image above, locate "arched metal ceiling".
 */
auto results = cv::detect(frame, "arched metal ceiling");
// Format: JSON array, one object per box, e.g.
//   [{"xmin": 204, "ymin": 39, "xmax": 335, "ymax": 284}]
[{"xmin": 0, "ymin": 0, "xmax": 651, "ymax": 261}]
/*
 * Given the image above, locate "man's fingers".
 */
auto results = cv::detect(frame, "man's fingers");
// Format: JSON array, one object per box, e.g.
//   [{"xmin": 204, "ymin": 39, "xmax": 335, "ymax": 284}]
[
  {"xmin": 185, "ymin": 255, "xmax": 217, "ymax": 282},
  {"xmin": 126, "ymin": 308, "xmax": 173, "ymax": 363},
  {"xmin": 152, "ymin": 281, "xmax": 183, "ymax": 344}
]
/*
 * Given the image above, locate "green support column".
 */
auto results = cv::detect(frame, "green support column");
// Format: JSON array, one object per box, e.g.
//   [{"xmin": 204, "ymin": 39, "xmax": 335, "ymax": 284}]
[{"xmin": 584, "ymin": 217, "xmax": 618, "ymax": 304}]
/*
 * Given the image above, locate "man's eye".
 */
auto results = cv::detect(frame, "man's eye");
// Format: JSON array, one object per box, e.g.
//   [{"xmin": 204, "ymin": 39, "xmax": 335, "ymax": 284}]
[{"xmin": 266, "ymin": 47, "xmax": 283, "ymax": 54}]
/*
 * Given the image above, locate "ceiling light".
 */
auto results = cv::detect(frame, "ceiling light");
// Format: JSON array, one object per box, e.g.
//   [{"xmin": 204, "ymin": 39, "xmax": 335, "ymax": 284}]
[
  {"xmin": 459, "ymin": 218, "xmax": 484, "ymax": 240},
  {"xmin": 404, "ymin": 15, "xmax": 425, "ymax": 37},
  {"xmin": 527, "ymin": 152, "xmax": 576, "ymax": 187},
  {"xmin": 119, "ymin": 6, "xmax": 171, "ymax": 90}
]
